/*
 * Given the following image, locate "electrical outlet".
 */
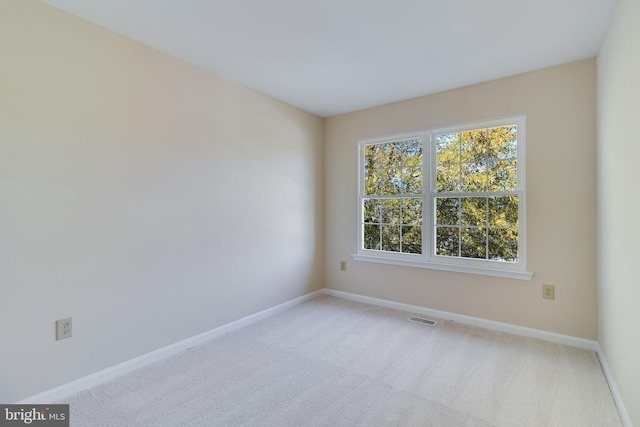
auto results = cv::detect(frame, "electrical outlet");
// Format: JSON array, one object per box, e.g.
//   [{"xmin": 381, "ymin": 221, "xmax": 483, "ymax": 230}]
[
  {"xmin": 543, "ymin": 284, "xmax": 555, "ymax": 300},
  {"xmin": 340, "ymin": 260, "xmax": 347, "ymax": 271},
  {"xmin": 56, "ymin": 317, "xmax": 72, "ymax": 340}
]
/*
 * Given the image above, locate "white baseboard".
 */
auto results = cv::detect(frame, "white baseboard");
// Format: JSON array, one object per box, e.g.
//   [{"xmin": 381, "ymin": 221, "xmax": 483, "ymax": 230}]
[
  {"xmin": 322, "ymin": 289, "xmax": 598, "ymax": 351},
  {"xmin": 16, "ymin": 289, "xmax": 324, "ymax": 404},
  {"xmin": 595, "ymin": 343, "xmax": 633, "ymax": 427},
  {"xmin": 18, "ymin": 286, "xmax": 630, "ymax": 427}
]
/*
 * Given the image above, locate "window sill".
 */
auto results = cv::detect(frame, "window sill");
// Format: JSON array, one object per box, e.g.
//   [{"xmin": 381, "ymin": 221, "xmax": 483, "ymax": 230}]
[{"xmin": 351, "ymin": 253, "xmax": 533, "ymax": 280}]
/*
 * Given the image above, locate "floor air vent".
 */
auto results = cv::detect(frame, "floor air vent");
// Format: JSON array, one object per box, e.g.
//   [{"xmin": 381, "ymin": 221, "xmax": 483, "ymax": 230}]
[{"xmin": 408, "ymin": 316, "xmax": 438, "ymax": 326}]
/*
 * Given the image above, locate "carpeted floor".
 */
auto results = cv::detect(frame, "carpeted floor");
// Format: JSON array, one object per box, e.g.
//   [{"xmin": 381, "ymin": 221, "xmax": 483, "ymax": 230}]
[{"xmin": 64, "ymin": 295, "xmax": 622, "ymax": 426}]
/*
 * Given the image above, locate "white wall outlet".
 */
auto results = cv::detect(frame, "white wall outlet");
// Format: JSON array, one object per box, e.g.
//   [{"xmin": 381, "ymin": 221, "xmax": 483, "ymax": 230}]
[
  {"xmin": 56, "ymin": 317, "xmax": 72, "ymax": 340},
  {"xmin": 543, "ymin": 284, "xmax": 555, "ymax": 300},
  {"xmin": 340, "ymin": 260, "xmax": 347, "ymax": 271}
]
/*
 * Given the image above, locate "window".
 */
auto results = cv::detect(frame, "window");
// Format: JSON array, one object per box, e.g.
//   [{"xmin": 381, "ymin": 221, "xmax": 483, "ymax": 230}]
[
  {"xmin": 362, "ymin": 137, "xmax": 423, "ymax": 254},
  {"xmin": 355, "ymin": 117, "xmax": 531, "ymax": 280}
]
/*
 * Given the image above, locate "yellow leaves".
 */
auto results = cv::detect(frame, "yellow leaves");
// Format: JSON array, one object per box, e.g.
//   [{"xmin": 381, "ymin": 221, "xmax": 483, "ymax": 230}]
[
  {"xmin": 435, "ymin": 196, "xmax": 518, "ymax": 261},
  {"xmin": 436, "ymin": 125, "xmax": 518, "ymax": 193},
  {"xmin": 364, "ymin": 138, "xmax": 422, "ymax": 195},
  {"xmin": 363, "ymin": 197, "xmax": 423, "ymax": 254},
  {"xmin": 363, "ymin": 125, "xmax": 519, "ymax": 260}
]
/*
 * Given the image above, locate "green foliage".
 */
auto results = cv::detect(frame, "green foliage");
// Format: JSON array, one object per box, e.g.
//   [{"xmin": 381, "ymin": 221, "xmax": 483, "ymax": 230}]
[
  {"xmin": 435, "ymin": 125, "xmax": 519, "ymax": 262},
  {"xmin": 436, "ymin": 126, "xmax": 517, "ymax": 192},
  {"xmin": 365, "ymin": 139, "xmax": 422, "ymax": 195},
  {"xmin": 362, "ymin": 126, "xmax": 519, "ymax": 262},
  {"xmin": 363, "ymin": 138, "xmax": 422, "ymax": 254}
]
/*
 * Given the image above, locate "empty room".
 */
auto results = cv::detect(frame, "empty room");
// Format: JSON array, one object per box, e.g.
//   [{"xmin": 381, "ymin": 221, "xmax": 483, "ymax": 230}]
[{"xmin": 1, "ymin": 0, "xmax": 638, "ymax": 426}]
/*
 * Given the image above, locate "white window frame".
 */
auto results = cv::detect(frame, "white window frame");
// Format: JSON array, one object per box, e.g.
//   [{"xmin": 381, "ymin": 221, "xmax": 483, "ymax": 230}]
[{"xmin": 353, "ymin": 116, "xmax": 532, "ymax": 280}]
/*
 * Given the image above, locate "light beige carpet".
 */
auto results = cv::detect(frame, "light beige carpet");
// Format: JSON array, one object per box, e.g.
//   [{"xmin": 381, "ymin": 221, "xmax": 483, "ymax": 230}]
[{"xmin": 64, "ymin": 295, "xmax": 622, "ymax": 426}]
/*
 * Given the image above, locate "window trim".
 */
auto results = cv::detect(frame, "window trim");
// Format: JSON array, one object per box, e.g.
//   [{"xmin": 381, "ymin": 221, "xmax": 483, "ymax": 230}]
[{"xmin": 354, "ymin": 116, "xmax": 533, "ymax": 280}]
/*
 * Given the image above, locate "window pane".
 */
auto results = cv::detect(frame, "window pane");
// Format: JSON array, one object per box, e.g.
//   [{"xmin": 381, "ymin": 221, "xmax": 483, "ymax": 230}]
[
  {"xmin": 365, "ymin": 143, "xmax": 395, "ymax": 171},
  {"xmin": 377, "ymin": 143, "xmax": 396, "ymax": 168},
  {"xmin": 436, "ymin": 133, "xmax": 460, "ymax": 164},
  {"xmin": 436, "ymin": 226, "xmax": 459, "ymax": 257},
  {"xmin": 382, "ymin": 225, "xmax": 401, "ymax": 252},
  {"xmin": 386, "ymin": 167, "xmax": 403, "ymax": 194},
  {"xmin": 401, "ymin": 167, "xmax": 422, "ymax": 194},
  {"xmin": 403, "ymin": 141, "xmax": 422, "ymax": 167},
  {"xmin": 364, "ymin": 145, "xmax": 375, "ymax": 168},
  {"xmin": 488, "ymin": 125, "xmax": 517, "ymax": 160},
  {"xmin": 402, "ymin": 199, "xmax": 422, "ymax": 225},
  {"xmin": 488, "ymin": 196, "xmax": 518, "ymax": 228},
  {"xmin": 401, "ymin": 225, "xmax": 422, "ymax": 254},
  {"xmin": 392, "ymin": 140, "xmax": 407, "ymax": 158},
  {"xmin": 365, "ymin": 144, "xmax": 382, "ymax": 169},
  {"xmin": 389, "ymin": 142, "xmax": 405, "ymax": 167},
  {"xmin": 364, "ymin": 224, "xmax": 381, "ymax": 250},
  {"xmin": 364, "ymin": 168, "xmax": 381, "ymax": 195},
  {"xmin": 366, "ymin": 169, "xmax": 392, "ymax": 195},
  {"xmin": 460, "ymin": 227, "xmax": 487, "ymax": 259},
  {"xmin": 461, "ymin": 161, "xmax": 487, "ymax": 192},
  {"xmin": 363, "ymin": 199, "xmax": 379, "ymax": 223},
  {"xmin": 436, "ymin": 197, "xmax": 459, "ymax": 225},
  {"xmin": 460, "ymin": 129, "xmax": 488, "ymax": 163},
  {"xmin": 488, "ymin": 159, "xmax": 517, "ymax": 191},
  {"xmin": 488, "ymin": 228, "xmax": 518, "ymax": 262},
  {"xmin": 461, "ymin": 197, "xmax": 487, "ymax": 226},
  {"xmin": 436, "ymin": 163, "xmax": 459, "ymax": 192},
  {"xmin": 380, "ymin": 199, "xmax": 401, "ymax": 224}
]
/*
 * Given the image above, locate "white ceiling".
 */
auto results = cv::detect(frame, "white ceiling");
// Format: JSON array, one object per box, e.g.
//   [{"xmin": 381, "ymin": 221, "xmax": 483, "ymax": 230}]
[{"xmin": 42, "ymin": 0, "xmax": 615, "ymax": 117}]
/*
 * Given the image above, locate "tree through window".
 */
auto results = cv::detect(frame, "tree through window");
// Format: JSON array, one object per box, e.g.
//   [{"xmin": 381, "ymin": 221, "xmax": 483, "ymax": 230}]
[
  {"xmin": 435, "ymin": 125, "xmax": 519, "ymax": 262},
  {"xmin": 357, "ymin": 116, "xmax": 527, "ymax": 277},
  {"xmin": 362, "ymin": 138, "xmax": 422, "ymax": 253}
]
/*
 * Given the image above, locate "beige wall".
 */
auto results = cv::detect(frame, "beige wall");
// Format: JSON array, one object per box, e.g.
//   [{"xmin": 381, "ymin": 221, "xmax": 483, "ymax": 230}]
[
  {"xmin": 324, "ymin": 59, "xmax": 597, "ymax": 340},
  {"xmin": 0, "ymin": 0, "xmax": 323, "ymax": 403},
  {"xmin": 597, "ymin": 0, "xmax": 640, "ymax": 424},
  {"xmin": 1, "ymin": 0, "xmax": 617, "ymax": 409}
]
